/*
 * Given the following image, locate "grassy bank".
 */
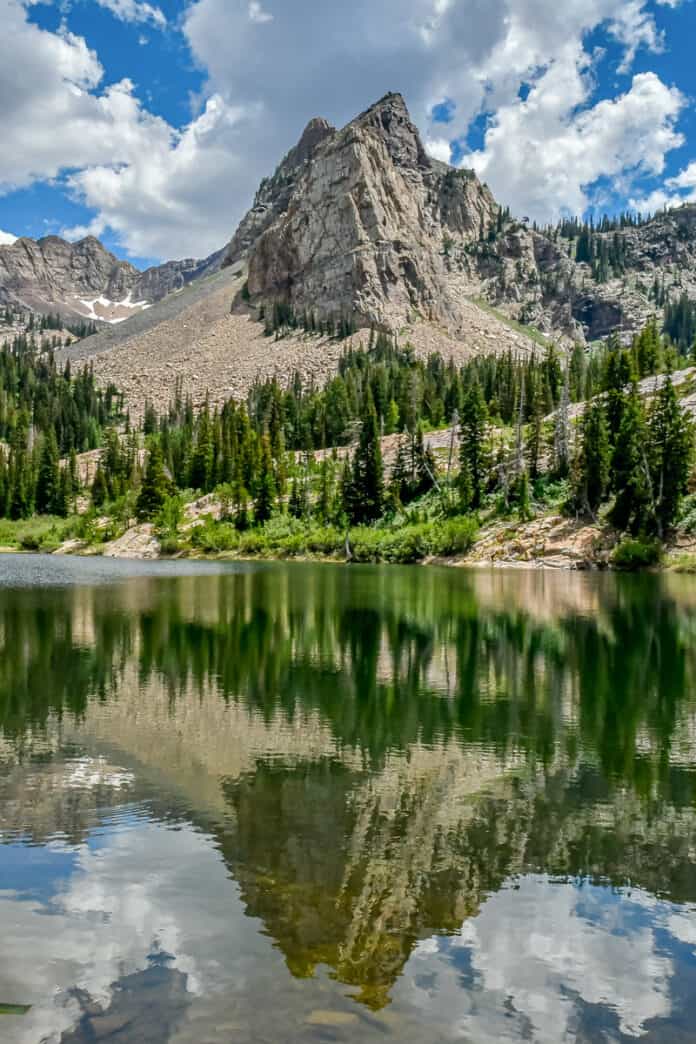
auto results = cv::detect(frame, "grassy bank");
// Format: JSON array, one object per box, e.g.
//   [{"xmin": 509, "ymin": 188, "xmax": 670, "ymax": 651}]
[
  {"xmin": 0, "ymin": 515, "xmax": 79, "ymax": 552},
  {"xmin": 187, "ymin": 513, "xmax": 479, "ymax": 565}
]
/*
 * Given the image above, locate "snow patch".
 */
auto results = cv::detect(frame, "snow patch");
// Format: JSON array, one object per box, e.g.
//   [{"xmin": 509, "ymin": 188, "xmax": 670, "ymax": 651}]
[{"xmin": 75, "ymin": 291, "xmax": 152, "ymax": 324}]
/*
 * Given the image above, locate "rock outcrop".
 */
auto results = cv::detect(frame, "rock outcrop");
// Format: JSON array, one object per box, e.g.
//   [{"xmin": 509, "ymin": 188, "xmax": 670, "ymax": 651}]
[
  {"xmin": 228, "ymin": 92, "xmax": 696, "ymax": 344},
  {"xmin": 9, "ymin": 90, "xmax": 696, "ymax": 347},
  {"xmin": 0, "ymin": 234, "xmax": 223, "ymax": 325},
  {"xmin": 243, "ymin": 93, "xmax": 498, "ymax": 331},
  {"xmin": 223, "ymin": 116, "xmax": 336, "ymax": 268}
]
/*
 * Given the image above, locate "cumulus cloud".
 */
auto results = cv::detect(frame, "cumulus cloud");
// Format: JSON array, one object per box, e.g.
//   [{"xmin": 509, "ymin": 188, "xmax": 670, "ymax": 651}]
[
  {"xmin": 1, "ymin": 0, "xmax": 692, "ymax": 259},
  {"xmin": 0, "ymin": 2, "xmax": 169, "ymax": 192},
  {"xmin": 0, "ymin": 229, "xmax": 17, "ymax": 245},
  {"xmin": 94, "ymin": 0, "xmax": 166, "ymax": 27},
  {"xmin": 403, "ymin": 877, "xmax": 679, "ymax": 1042},
  {"xmin": 465, "ymin": 68, "xmax": 685, "ymax": 222},
  {"xmin": 630, "ymin": 160, "xmax": 696, "ymax": 215},
  {"xmin": 64, "ymin": 94, "xmax": 257, "ymax": 259}
]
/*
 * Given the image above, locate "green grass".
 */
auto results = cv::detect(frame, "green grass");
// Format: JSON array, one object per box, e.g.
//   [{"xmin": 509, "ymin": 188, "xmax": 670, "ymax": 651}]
[
  {"xmin": 188, "ymin": 512, "xmax": 479, "ymax": 565},
  {"xmin": 0, "ymin": 516, "xmax": 78, "ymax": 552},
  {"xmin": 0, "ymin": 1005, "xmax": 31, "ymax": 1016},
  {"xmin": 667, "ymin": 552, "xmax": 696, "ymax": 573},
  {"xmin": 470, "ymin": 297, "xmax": 552, "ymax": 348}
]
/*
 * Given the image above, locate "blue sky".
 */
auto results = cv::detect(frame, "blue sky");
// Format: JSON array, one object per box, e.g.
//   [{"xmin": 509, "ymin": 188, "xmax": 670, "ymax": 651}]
[{"xmin": 1, "ymin": 0, "xmax": 695, "ymax": 268}]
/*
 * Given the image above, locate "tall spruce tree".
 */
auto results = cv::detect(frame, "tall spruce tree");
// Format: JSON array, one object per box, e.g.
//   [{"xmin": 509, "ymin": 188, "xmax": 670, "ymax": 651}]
[
  {"xmin": 649, "ymin": 373, "xmax": 694, "ymax": 536},
  {"xmin": 35, "ymin": 430, "xmax": 60, "ymax": 515},
  {"xmin": 609, "ymin": 383, "xmax": 652, "ymax": 534},
  {"xmin": 347, "ymin": 393, "xmax": 384, "ymax": 524},
  {"xmin": 459, "ymin": 378, "xmax": 488, "ymax": 508},
  {"xmin": 254, "ymin": 436, "xmax": 276, "ymax": 525},
  {"xmin": 575, "ymin": 400, "xmax": 610, "ymax": 515},
  {"xmin": 136, "ymin": 441, "xmax": 169, "ymax": 521}
]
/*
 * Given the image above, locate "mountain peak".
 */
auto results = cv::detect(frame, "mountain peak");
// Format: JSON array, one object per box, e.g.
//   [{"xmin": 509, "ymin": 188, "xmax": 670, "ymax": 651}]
[{"xmin": 352, "ymin": 91, "xmax": 428, "ymax": 170}]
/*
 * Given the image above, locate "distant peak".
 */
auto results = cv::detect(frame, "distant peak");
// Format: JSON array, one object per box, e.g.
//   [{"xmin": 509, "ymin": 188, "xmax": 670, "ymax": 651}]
[
  {"xmin": 353, "ymin": 91, "xmax": 428, "ymax": 169},
  {"xmin": 301, "ymin": 116, "xmax": 333, "ymax": 135}
]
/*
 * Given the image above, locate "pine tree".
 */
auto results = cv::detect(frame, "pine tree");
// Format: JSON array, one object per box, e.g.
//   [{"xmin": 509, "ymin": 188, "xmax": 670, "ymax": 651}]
[
  {"xmin": 190, "ymin": 403, "xmax": 214, "ymax": 492},
  {"xmin": 457, "ymin": 458, "xmax": 473, "ymax": 513},
  {"xmin": 346, "ymin": 394, "xmax": 384, "ymax": 524},
  {"xmin": 254, "ymin": 436, "xmax": 276, "ymax": 525},
  {"xmin": 317, "ymin": 457, "xmax": 335, "ymax": 522},
  {"xmin": 575, "ymin": 400, "xmax": 610, "ymax": 515},
  {"xmin": 649, "ymin": 372, "xmax": 694, "ymax": 536},
  {"xmin": 288, "ymin": 475, "xmax": 308, "ymax": 519},
  {"xmin": 609, "ymin": 383, "xmax": 652, "ymax": 534},
  {"xmin": 459, "ymin": 378, "xmax": 489, "ymax": 508},
  {"xmin": 553, "ymin": 373, "xmax": 571, "ymax": 477},
  {"xmin": 91, "ymin": 464, "xmax": 108, "ymax": 509},
  {"xmin": 136, "ymin": 441, "xmax": 169, "ymax": 521},
  {"xmin": 35, "ymin": 430, "xmax": 60, "ymax": 515}
]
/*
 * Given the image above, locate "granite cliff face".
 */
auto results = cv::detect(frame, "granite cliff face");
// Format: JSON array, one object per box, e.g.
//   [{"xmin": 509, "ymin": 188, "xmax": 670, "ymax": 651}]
[
  {"xmin": 227, "ymin": 92, "xmax": 696, "ymax": 344},
  {"xmin": 9, "ymin": 91, "xmax": 696, "ymax": 348},
  {"xmin": 223, "ymin": 116, "xmax": 336, "ymax": 268},
  {"xmin": 0, "ymin": 234, "xmax": 223, "ymax": 325},
  {"xmin": 243, "ymin": 93, "xmax": 498, "ymax": 331}
]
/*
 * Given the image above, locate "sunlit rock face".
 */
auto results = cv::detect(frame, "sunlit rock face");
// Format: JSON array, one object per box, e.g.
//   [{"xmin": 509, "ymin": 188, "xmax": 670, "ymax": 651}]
[
  {"xmin": 0, "ymin": 234, "xmax": 222, "ymax": 324},
  {"xmin": 245, "ymin": 93, "xmax": 498, "ymax": 333}
]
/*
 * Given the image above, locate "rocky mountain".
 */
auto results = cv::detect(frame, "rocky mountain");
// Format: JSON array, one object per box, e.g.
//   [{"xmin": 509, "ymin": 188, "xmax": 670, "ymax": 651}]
[
  {"xmin": 223, "ymin": 116, "xmax": 336, "ymax": 268},
  {"xmin": 0, "ymin": 234, "xmax": 223, "ymax": 326},
  {"xmin": 224, "ymin": 91, "xmax": 696, "ymax": 346},
  {"xmin": 234, "ymin": 93, "xmax": 499, "ymax": 333}
]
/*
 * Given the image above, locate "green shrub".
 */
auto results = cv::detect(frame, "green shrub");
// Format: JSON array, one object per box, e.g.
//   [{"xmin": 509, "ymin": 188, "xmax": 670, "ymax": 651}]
[
  {"xmin": 19, "ymin": 532, "xmax": 41, "ymax": 551},
  {"xmin": 611, "ymin": 537, "xmax": 662, "ymax": 570},
  {"xmin": 428, "ymin": 516, "xmax": 479, "ymax": 556},
  {"xmin": 678, "ymin": 494, "xmax": 696, "ymax": 535},
  {"xmin": 190, "ymin": 518, "xmax": 239, "ymax": 553}
]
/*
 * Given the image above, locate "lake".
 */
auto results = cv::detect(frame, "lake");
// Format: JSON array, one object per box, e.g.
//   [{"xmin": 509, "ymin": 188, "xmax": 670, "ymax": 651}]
[{"xmin": 1, "ymin": 555, "xmax": 696, "ymax": 1043}]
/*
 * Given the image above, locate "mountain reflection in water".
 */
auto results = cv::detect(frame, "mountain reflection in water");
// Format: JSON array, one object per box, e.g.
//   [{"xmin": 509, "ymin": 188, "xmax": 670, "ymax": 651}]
[{"xmin": 1, "ymin": 558, "xmax": 696, "ymax": 1043}]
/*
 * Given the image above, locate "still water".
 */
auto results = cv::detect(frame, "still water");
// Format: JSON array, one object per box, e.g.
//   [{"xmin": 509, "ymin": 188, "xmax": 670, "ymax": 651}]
[{"xmin": 1, "ymin": 555, "xmax": 696, "ymax": 1043}]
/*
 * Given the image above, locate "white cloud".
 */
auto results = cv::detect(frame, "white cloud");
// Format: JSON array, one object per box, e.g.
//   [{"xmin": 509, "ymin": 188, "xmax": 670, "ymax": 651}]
[
  {"xmin": 94, "ymin": 0, "xmax": 166, "ymax": 27},
  {"xmin": 0, "ymin": 0, "xmax": 691, "ymax": 260},
  {"xmin": 424, "ymin": 136, "xmax": 452, "ymax": 164},
  {"xmin": 0, "ymin": 2, "xmax": 169, "ymax": 192},
  {"xmin": 64, "ymin": 94, "xmax": 256, "ymax": 259},
  {"xmin": 630, "ymin": 160, "xmax": 696, "ymax": 215},
  {"xmin": 402, "ymin": 878, "xmax": 679, "ymax": 1043},
  {"xmin": 669, "ymin": 161, "xmax": 696, "ymax": 190},
  {"xmin": 464, "ymin": 68, "xmax": 684, "ymax": 223},
  {"xmin": 0, "ymin": 229, "xmax": 17, "ymax": 245},
  {"xmin": 248, "ymin": 0, "xmax": 273, "ymax": 24}
]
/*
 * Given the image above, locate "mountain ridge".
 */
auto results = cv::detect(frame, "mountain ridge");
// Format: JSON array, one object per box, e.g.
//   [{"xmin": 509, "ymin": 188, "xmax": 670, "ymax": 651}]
[
  {"xmin": 0, "ymin": 233, "xmax": 224, "ymax": 325},
  {"xmin": 11, "ymin": 90, "xmax": 696, "ymax": 366}
]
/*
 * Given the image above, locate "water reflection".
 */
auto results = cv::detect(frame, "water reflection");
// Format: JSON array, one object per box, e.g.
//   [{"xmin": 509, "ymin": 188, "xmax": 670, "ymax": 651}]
[{"xmin": 1, "ymin": 559, "xmax": 696, "ymax": 1042}]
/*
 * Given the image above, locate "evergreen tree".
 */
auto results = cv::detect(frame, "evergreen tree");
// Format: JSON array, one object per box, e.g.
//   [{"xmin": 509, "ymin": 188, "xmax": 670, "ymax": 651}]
[
  {"xmin": 189, "ymin": 403, "xmax": 214, "ymax": 492},
  {"xmin": 91, "ymin": 464, "xmax": 108, "ymax": 509},
  {"xmin": 459, "ymin": 378, "xmax": 488, "ymax": 508},
  {"xmin": 136, "ymin": 441, "xmax": 169, "ymax": 521},
  {"xmin": 254, "ymin": 436, "xmax": 276, "ymax": 525},
  {"xmin": 457, "ymin": 459, "xmax": 473, "ymax": 513},
  {"xmin": 575, "ymin": 400, "xmax": 610, "ymax": 515},
  {"xmin": 35, "ymin": 429, "xmax": 60, "ymax": 515},
  {"xmin": 609, "ymin": 383, "xmax": 652, "ymax": 534},
  {"xmin": 553, "ymin": 373, "xmax": 571, "ymax": 477},
  {"xmin": 649, "ymin": 372, "xmax": 694, "ymax": 536},
  {"xmin": 288, "ymin": 475, "xmax": 308, "ymax": 519},
  {"xmin": 346, "ymin": 395, "xmax": 384, "ymax": 524}
]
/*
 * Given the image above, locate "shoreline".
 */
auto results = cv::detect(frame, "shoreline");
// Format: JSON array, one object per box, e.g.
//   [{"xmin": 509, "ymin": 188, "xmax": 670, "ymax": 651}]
[{"xmin": 0, "ymin": 542, "xmax": 685, "ymax": 573}]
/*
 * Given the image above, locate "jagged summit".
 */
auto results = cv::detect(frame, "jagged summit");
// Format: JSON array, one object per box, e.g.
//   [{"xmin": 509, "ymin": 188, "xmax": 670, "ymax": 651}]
[
  {"xmin": 351, "ymin": 91, "xmax": 430, "ymax": 170},
  {"xmin": 0, "ymin": 233, "xmax": 222, "ymax": 325},
  {"xmin": 237, "ymin": 92, "xmax": 497, "ymax": 331}
]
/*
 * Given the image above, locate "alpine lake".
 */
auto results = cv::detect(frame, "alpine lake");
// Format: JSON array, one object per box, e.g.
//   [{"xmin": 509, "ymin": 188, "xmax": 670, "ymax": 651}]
[{"xmin": 2, "ymin": 554, "xmax": 696, "ymax": 1044}]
